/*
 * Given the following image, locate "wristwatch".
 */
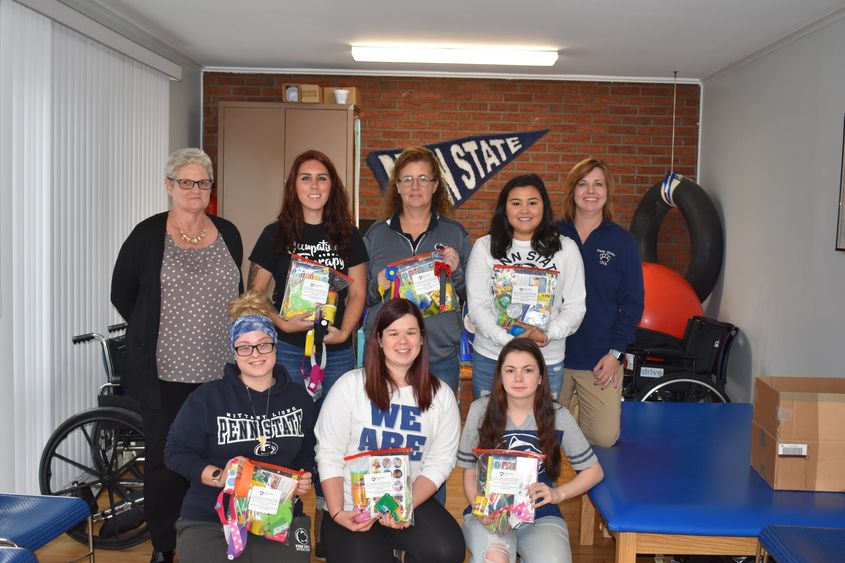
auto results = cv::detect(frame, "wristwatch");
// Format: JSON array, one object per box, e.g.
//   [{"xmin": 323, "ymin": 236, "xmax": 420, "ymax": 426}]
[
  {"xmin": 609, "ymin": 349, "xmax": 624, "ymax": 362},
  {"xmin": 210, "ymin": 468, "xmax": 222, "ymax": 485}
]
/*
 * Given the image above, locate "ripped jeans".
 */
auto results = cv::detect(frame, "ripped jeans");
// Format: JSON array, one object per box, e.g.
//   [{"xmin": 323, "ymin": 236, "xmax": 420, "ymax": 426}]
[{"xmin": 462, "ymin": 513, "xmax": 571, "ymax": 563}]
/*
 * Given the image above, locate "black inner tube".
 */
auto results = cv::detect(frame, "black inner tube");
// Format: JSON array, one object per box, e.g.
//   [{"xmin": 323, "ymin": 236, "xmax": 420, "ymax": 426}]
[{"xmin": 629, "ymin": 175, "xmax": 724, "ymax": 302}]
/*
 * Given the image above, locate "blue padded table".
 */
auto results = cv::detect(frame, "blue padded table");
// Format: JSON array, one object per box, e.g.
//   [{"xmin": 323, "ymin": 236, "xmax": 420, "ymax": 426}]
[
  {"xmin": 758, "ymin": 525, "xmax": 845, "ymax": 562},
  {"xmin": 0, "ymin": 493, "xmax": 92, "ymax": 560},
  {"xmin": 0, "ymin": 548, "xmax": 36, "ymax": 563},
  {"xmin": 581, "ymin": 402, "xmax": 845, "ymax": 563}
]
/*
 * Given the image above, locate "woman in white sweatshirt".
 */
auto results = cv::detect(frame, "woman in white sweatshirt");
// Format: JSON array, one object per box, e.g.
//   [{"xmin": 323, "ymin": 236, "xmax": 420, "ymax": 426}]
[
  {"xmin": 467, "ymin": 173, "xmax": 586, "ymax": 399},
  {"xmin": 314, "ymin": 298, "xmax": 465, "ymax": 563}
]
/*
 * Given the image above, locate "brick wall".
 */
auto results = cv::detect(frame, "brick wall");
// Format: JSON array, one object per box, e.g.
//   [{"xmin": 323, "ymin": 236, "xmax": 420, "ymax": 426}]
[{"xmin": 203, "ymin": 72, "xmax": 699, "ymax": 274}]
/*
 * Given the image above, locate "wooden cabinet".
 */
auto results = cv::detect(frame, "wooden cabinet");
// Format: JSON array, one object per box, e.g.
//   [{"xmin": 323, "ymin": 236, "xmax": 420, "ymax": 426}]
[{"xmin": 217, "ymin": 102, "xmax": 359, "ymax": 280}]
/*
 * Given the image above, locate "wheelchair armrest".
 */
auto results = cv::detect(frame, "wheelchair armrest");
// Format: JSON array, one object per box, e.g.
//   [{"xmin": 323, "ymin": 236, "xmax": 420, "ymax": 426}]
[{"xmin": 634, "ymin": 348, "xmax": 697, "ymax": 360}]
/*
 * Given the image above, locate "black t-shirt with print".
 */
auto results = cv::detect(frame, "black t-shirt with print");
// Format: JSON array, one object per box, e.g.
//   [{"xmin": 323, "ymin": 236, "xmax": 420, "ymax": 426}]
[{"xmin": 249, "ymin": 222, "xmax": 368, "ymax": 351}]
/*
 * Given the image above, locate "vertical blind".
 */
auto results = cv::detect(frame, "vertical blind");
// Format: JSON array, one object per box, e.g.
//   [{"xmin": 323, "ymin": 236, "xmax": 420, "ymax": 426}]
[{"xmin": 0, "ymin": 0, "xmax": 169, "ymax": 493}]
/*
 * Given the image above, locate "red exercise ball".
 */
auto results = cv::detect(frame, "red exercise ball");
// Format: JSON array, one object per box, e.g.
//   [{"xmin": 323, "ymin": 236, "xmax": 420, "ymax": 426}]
[{"xmin": 639, "ymin": 262, "xmax": 703, "ymax": 339}]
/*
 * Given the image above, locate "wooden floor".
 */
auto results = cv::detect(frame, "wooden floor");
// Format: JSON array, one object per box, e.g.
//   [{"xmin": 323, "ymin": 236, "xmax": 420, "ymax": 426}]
[{"xmin": 36, "ymin": 387, "xmax": 649, "ymax": 562}]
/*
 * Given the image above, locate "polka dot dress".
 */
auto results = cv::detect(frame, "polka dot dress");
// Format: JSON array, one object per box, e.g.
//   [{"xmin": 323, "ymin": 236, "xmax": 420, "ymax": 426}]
[{"xmin": 156, "ymin": 233, "xmax": 240, "ymax": 383}]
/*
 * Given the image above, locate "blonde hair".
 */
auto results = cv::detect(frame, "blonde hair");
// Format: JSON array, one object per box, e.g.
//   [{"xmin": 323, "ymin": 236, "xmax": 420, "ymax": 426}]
[
  {"xmin": 562, "ymin": 157, "xmax": 615, "ymax": 222},
  {"xmin": 228, "ymin": 290, "xmax": 274, "ymax": 322},
  {"xmin": 379, "ymin": 146, "xmax": 453, "ymax": 219}
]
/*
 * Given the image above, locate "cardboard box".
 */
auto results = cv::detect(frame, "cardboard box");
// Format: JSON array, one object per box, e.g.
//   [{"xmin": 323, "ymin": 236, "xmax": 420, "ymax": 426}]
[
  {"xmin": 750, "ymin": 376, "xmax": 845, "ymax": 492},
  {"xmin": 299, "ymin": 84, "xmax": 322, "ymax": 103},
  {"xmin": 323, "ymin": 86, "xmax": 358, "ymax": 106}
]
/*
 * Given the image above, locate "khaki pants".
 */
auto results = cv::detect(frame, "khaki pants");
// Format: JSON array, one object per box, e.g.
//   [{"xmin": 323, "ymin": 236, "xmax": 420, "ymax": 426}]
[{"xmin": 559, "ymin": 366, "xmax": 624, "ymax": 447}]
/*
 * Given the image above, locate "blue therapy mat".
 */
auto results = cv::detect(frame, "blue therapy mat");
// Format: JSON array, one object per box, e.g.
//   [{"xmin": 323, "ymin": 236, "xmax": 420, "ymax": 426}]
[
  {"xmin": 589, "ymin": 402, "xmax": 845, "ymax": 537},
  {"xmin": 760, "ymin": 525, "xmax": 845, "ymax": 563}
]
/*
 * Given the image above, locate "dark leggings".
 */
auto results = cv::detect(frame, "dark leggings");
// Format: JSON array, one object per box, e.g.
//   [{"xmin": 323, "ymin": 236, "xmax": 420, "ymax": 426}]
[
  {"xmin": 322, "ymin": 497, "xmax": 466, "ymax": 563},
  {"xmin": 141, "ymin": 380, "xmax": 201, "ymax": 552}
]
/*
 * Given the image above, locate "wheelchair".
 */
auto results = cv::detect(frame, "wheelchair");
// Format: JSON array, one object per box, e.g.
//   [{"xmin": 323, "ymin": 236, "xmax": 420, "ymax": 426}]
[
  {"xmin": 623, "ymin": 316, "xmax": 738, "ymax": 403},
  {"xmin": 38, "ymin": 324, "xmax": 149, "ymax": 549}
]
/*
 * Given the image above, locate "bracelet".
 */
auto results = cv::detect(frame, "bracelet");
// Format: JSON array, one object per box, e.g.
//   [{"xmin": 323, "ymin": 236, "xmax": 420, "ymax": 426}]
[{"xmin": 332, "ymin": 510, "xmax": 342, "ymax": 521}]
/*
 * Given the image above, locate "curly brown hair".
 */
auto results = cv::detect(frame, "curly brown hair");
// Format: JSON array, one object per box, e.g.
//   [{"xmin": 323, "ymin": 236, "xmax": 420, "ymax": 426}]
[
  {"xmin": 379, "ymin": 146, "xmax": 453, "ymax": 219},
  {"xmin": 477, "ymin": 339, "xmax": 563, "ymax": 481},
  {"xmin": 561, "ymin": 157, "xmax": 615, "ymax": 222},
  {"xmin": 228, "ymin": 290, "xmax": 275, "ymax": 322},
  {"xmin": 274, "ymin": 150, "xmax": 354, "ymax": 253}
]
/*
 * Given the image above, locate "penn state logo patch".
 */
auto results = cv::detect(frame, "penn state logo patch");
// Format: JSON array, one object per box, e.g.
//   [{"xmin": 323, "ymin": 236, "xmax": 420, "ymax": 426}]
[{"xmin": 597, "ymin": 248, "xmax": 615, "ymax": 266}]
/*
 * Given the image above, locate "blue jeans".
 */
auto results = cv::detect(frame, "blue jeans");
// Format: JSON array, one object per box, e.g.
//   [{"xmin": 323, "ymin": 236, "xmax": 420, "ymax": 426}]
[
  {"xmin": 463, "ymin": 514, "xmax": 571, "ymax": 563},
  {"xmin": 276, "ymin": 340, "xmax": 354, "ymax": 407},
  {"xmin": 429, "ymin": 355, "xmax": 458, "ymax": 506},
  {"xmin": 276, "ymin": 340, "xmax": 355, "ymax": 509},
  {"xmin": 472, "ymin": 351, "xmax": 564, "ymax": 399},
  {"xmin": 429, "ymin": 354, "xmax": 460, "ymax": 392}
]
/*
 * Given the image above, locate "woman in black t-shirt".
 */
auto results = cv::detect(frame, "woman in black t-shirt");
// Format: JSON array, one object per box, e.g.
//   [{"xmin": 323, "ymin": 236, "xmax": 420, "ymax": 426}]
[
  {"xmin": 248, "ymin": 150, "xmax": 367, "ymax": 554},
  {"xmin": 248, "ymin": 149, "xmax": 367, "ymax": 394}
]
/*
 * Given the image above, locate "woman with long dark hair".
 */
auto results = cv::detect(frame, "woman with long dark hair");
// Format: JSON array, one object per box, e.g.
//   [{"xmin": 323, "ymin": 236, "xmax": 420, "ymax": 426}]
[
  {"xmin": 554, "ymin": 157, "xmax": 644, "ymax": 447},
  {"xmin": 466, "ymin": 173, "xmax": 586, "ymax": 398},
  {"xmin": 314, "ymin": 299, "xmax": 465, "ymax": 563},
  {"xmin": 248, "ymin": 149, "xmax": 367, "ymax": 551},
  {"xmin": 457, "ymin": 339, "xmax": 604, "ymax": 563}
]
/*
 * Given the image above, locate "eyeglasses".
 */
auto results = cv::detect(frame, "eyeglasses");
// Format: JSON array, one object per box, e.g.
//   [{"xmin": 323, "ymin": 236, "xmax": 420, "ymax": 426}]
[
  {"xmin": 398, "ymin": 175, "xmax": 435, "ymax": 189},
  {"xmin": 169, "ymin": 177, "xmax": 214, "ymax": 191},
  {"xmin": 234, "ymin": 342, "xmax": 276, "ymax": 357}
]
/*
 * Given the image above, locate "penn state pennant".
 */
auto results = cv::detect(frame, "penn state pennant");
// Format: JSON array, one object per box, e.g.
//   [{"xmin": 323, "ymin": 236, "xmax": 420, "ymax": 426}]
[{"xmin": 366, "ymin": 130, "xmax": 548, "ymax": 208}]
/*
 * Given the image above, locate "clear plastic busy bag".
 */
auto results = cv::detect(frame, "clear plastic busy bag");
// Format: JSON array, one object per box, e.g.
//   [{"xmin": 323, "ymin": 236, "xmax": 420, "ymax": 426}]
[
  {"xmin": 215, "ymin": 458, "xmax": 303, "ymax": 559},
  {"xmin": 385, "ymin": 252, "xmax": 456, "ymax": 318},
  {"xmin": 344, "ymin": 447, "xmax": 414, "ymax": 525},
  {"xmin": 492, "ymin": 265, "xmax": 558, "ymax": 335},
  {"xmin": 471, "ymin": 448, "xmax": 543, "ymax": 534},
  {"xmin": 280, "ymin": 254, "xmax": 352, "ymax": 324}
]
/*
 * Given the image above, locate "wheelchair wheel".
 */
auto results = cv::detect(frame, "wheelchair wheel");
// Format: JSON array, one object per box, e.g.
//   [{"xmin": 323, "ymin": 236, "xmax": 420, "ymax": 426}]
[
  {"xmin": 636, "ymin": 373, "xmax": 730, "ymax": 403},
  {"xmin": 39, "ymin": 406, "xmax": 149, "ymax": 549}
]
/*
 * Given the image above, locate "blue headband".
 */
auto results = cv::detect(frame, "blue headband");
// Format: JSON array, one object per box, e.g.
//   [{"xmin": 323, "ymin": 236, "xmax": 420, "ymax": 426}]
[{"xmin": 229, "ymin": 314, "xmax": 279, "ymax": 349}]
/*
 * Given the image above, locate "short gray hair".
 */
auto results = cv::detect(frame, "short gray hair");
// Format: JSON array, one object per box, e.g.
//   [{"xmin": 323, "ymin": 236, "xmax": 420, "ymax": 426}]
[{"xmin": 165, "ymin": 148, "xmax": 213, "ymax": 181}]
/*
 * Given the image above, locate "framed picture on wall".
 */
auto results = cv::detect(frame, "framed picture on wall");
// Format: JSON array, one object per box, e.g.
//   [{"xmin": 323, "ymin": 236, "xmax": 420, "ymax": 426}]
[{"xmin": 838, "ymin": 115, "xmax": 845, "ymax": 251}]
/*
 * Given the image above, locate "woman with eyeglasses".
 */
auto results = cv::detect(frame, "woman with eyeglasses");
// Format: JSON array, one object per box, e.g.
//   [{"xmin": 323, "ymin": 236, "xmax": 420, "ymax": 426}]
[
  {"xmin": 165, "ymin": 291, "xmax": 316, "ymax": 563},
  {"xmin": 111, "ymin": 148, "xmax": 244, "ymax": 563},
  {"xmin": 364, "ymin": 146, "xmax": 472, "ymax": 393},
  {"xmin": 247, "ymin": 149, "xmax": 367, "ymax": 555}
]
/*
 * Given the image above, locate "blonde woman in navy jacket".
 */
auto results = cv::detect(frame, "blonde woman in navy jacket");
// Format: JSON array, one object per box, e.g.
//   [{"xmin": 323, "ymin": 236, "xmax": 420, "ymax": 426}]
[{"xmin": 554, "ymin": 157, "xmax": 644, "ymax": 447}]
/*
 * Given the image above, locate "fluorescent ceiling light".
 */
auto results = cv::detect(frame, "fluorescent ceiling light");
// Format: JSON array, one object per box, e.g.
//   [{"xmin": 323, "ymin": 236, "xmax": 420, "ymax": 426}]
[{"xmin": 351, "ymin": 45, "xmax": 558, "ymax": 66}]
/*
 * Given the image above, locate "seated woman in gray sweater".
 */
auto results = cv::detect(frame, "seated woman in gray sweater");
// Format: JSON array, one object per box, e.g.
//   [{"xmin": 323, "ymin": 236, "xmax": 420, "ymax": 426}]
[{"xmin": 458, "ymin": 338, "xmax": 603, "ymax": 563}]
